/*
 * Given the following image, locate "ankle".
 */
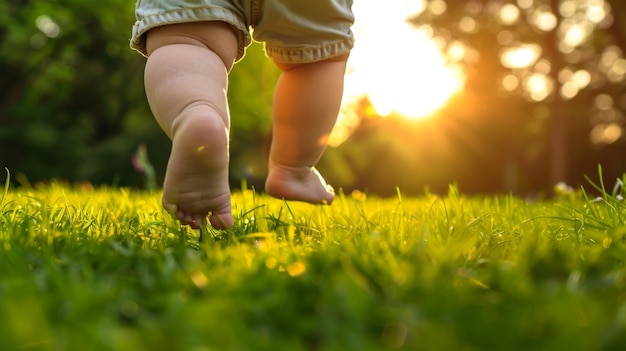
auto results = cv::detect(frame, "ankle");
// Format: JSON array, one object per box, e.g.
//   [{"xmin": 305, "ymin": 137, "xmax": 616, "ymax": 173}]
[
  {"xmin": 171, "ymin": 110, "xmax": 229, "ymax": 149},
  {"xmin": 268, "ymin": 160, "xmax": 313, "ymax": 179}
]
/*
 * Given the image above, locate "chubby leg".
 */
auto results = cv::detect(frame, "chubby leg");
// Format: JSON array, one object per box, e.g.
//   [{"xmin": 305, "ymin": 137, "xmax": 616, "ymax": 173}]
[
  {"xmin": 144, "ymin": 22, "xmax": 238, "ymax": 229},
  {"xmin": 265, "ymin": 53, "xmax": 350, "ymax": 204}
]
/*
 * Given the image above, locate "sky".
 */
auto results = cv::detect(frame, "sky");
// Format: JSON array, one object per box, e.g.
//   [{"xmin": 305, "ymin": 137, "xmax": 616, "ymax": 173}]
[
  {"xmin": 331, "ymin": 0, "xmax": 618, "ymax": 146},
  {"xmin": 332, "ymin": 0, "xmax": 465, "ymax": 145}
]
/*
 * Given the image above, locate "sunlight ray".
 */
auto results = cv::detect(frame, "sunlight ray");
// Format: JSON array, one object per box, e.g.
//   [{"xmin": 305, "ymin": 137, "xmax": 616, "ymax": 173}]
[{"xmin": 332, "ymin": 0, "xmax": 465, "ymax": 145}]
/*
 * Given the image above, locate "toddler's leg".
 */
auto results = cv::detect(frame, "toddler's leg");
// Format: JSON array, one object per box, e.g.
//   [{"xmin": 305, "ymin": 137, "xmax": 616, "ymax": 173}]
[
  {"xmin": 144, "ymin": 22, "xmax": 238, "ymax": 229},
  {"xmin": 265, "ymin": 53, "xmax": 350, "ymax": 204}
]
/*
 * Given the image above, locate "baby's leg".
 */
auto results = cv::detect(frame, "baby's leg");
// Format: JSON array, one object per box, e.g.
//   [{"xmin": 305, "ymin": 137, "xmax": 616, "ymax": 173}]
[
  {"xmin": 265, "ymin": 53, "xmax": 350, "ymax": 204},
  {"xmin": 144, "ymin": 22, "xmax": 238, "ymax": 229}
]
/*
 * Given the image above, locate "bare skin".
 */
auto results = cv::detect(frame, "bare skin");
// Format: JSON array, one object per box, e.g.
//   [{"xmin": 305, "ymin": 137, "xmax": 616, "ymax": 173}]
[
  {"xmin": 265, "ymin": 54, "xmax": 349, "ymax": 204},
  {"xmin": 144, "ymin": 22, "xmax": 236, "ymax": 229},
  {"xmin": 143, "ymin": 21, "xmax": 348, "ymax": 229}
]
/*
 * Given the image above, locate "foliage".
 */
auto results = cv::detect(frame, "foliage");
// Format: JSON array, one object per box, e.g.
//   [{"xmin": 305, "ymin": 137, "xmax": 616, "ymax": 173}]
[
  {"xmin": 2, "ymin": 175, "xmax": 626, "ymax": 350},
  {"xmin": 1, "ymin": 0, "xmax": 150, "ymax": 185},
  {"xmin": 2, "ymin": 0, "xmax": 625, "ymax": 196},
  {"xmin": 313, "ymin": 0, "xmax": 626, "ymax": 197},
  {"xmin": 227, "ymin": 44, "xmax": 280, "ymax": 187},
  {"xmin": 404, "ymin": 0, "xmax": 626, "ymax": 191},
  {"xmin": 0, "ymin": 0, "xmax": 277, "ymax": 188}
]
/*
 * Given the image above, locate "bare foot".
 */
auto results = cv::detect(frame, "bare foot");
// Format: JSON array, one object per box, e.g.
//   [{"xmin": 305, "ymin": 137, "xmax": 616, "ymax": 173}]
[
  {"xmin": 265, "ymin": 163, "xmax": 335, "ymax": 204},
  {"xmin": 162, "ymin": 112, "xmax": 233, "ymax": 229}
]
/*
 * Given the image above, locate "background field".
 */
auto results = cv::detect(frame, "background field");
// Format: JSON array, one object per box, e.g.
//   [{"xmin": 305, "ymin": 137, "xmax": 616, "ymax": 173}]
[
  {"xmin": 4, "ymin": 2, "xmax": 626, "ymax": 349},
  {"xmin": 1, "ymin": 173, "xmax": 626, "ymax": 351},
  {"xmin": 2, "ymin": 0, "xmax": 626, "ymax": 196}
]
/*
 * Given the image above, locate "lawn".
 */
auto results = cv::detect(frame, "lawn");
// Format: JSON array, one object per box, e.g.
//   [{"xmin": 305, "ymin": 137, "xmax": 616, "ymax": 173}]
[{"xmin": 1, "ymin": 171, "xmax": 626, "ymax": 351}]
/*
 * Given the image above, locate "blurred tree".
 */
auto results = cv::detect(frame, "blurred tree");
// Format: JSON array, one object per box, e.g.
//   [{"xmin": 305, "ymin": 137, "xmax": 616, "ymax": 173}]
[
  {"xmin": 0, "ymin": 0, "xmax": 277, "ymax": 188},
  {"xmin": 4, "ymin": 0, "xmax": 623, "ymax": 195},
  {"xmin": 409, "ymin": 0, "xmax": 626, "ymax": 191},
  {"xmin": 0, "ymin": 0, "xmax": 154, "ymax": 186},
  {"xmin": 228, "ymin": 44, "xmax": 280, "ymax": 190}
]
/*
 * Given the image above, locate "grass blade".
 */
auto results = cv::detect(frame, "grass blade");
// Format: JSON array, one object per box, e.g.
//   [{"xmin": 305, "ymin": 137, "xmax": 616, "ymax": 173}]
[{"xmin": 0, "ymin": 167, "xmax": 9, "ymax": 209}]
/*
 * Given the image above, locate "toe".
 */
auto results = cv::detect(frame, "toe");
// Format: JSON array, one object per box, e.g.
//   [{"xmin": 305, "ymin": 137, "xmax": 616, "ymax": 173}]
[
  {"xmin": 178, "ymin": 212, "xmax": 194, "ymax": 227},
  {"xmin": 191, "ymin": 214, "xmax": 205, "ymax": 229},
  {"xmin": 325, "ymin": 185, "xmax": 335, "ymax": 204},
  {"xmin": 209, "ymin": 205, "xmax": 233, "ymax": 229},
  {"xmin": 163, "ymin": 201, "xmax": 178, "ymax": 216}
]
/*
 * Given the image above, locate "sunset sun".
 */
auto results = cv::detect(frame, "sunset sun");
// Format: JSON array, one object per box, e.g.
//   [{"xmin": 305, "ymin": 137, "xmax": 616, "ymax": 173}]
[{"xmin": 341, "ymin": 0, "xmax": 464, "ymax": 121}]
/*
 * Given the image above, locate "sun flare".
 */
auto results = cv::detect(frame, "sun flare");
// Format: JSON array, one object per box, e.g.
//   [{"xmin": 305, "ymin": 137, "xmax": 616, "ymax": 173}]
[{"xmin": 342, "ymin": 0, "xmax": 464, "ymax": 120}]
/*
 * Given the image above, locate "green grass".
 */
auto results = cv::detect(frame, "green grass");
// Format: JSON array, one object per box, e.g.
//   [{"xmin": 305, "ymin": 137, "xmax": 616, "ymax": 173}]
[{"xmin": 1, "ymin": 172, "xmax": 626, "ymax": 351}]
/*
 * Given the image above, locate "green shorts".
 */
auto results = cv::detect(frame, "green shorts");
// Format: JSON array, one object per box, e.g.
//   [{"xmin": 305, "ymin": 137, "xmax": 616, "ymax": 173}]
[{"xmin": 130, "ymin": 0, "xmax": 355, "ymax": 63}]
